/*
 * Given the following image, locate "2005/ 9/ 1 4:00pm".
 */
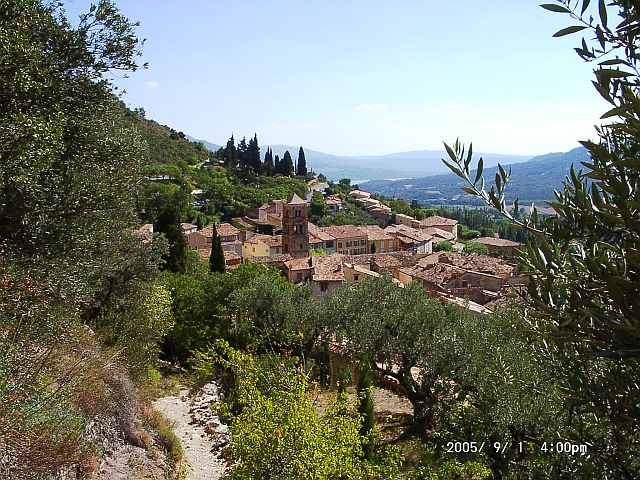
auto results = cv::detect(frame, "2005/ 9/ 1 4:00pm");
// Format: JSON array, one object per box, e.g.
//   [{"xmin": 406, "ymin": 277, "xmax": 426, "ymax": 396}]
[{"xmin": 446, "ymin": 441, "xmax": 589, "ymax": 456}]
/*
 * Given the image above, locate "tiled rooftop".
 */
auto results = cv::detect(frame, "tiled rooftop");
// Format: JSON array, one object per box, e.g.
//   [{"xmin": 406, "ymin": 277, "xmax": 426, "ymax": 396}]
[
  {"xmin": 420, "ymin": 215, "xmax": 459, "ymax": 227},
  {"xmin": 474, "ymin": 237, "xmax": 522, "ymax": 247}
]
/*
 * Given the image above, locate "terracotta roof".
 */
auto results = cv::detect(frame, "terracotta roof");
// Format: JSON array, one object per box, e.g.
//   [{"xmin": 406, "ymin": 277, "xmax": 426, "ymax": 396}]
[
  {"xmin": 285, "ymin": 257, "xmax": 314, "ymax": 271},
  {"xmin": 309, "ymin": 235, "xmax": 323, "ymax": 246},
  {"xmin": 474, "ymin": 237, "xmax": 522, "ymax": 247},
  {"xmin": 320, "ymin": 225, "xmax": 367, "ymax": 240},
  {"xmin": 326, "ymin": 197, "xmax": 342, "ymax": 205},
  {"xmin": 371, "ymin": 252, "xmax": 418, "ymax": 270},
  {"xmin": 385, "ymin": 224, "xmax": 433, "ymax": 243},
  {"xmin": 308, "ymin": 222, "xmax": 336, "ymax": 242},
  {"xmin": 180, "ymin": 222, "xmax": 197, "ymax": 231},
  {"xmin": 348, "ymin": 189, "xmax": 371, "ymax": 198},
  {"xmin": 248, "ymin": 254, "xmax": 293, "ymax": 265},
  {"xmin": 219, "ymin": 223, "xmax": 240, "ymax": 236},
  {"xmin": 360, "ymin": 225, "xmax": 394, "ymax": 241},
  {"xmin": 418, "ymin": 252, "xmax": 516, "ymax": 278},
  {"xmin": 401, "ymin": 263, "xmax": 465, "ymax": 286},
  {"xmin": 421, "ymin": 227, "xmax": 455, "ymax": 241},
  {"xmin": 420, "ymin": 215, "xmax": 458, "ymax": 227},
  {"xmin": 223, "ymin": 250, "xmax": 242, "ymax": 261},
  {"xmin": 395, "ymin": 213, "xmax": 415, "ymax": 221},
  {"xmin": 288, "ymin": 193, "xmax": 307, "ymax": 205},
  {"xmin": 253, "ymin": 234, "xmax": 282, "ymax": 248},
  {"xmin": 312, "ymin": 255, "xmax": 345, "ymax": 281}
]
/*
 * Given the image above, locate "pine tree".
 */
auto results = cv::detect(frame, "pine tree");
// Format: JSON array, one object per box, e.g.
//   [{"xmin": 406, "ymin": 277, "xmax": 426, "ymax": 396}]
[
  {"xmin": 296, "ymin": 146, "xmax": 308, "ymax": 176},
  {"xmin": 283, "ymin": 150, "xmax": 295, "ymax": 176},
  {"xmin": 263, "ymin": 148, "xmax": 274, "ymax": 176},
  {"xmin": 209, "ymin": 226, "xmax": 226, "ymax": 273}
]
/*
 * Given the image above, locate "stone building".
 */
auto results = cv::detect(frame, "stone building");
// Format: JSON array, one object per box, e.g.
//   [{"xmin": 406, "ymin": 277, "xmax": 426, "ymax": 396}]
[{"xmin": 282, "ymin": 193, "xmax": 310, "ymax": 258}]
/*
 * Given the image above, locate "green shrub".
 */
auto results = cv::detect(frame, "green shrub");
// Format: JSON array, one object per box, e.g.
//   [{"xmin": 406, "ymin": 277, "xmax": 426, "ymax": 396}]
[
  {"xmin": 463, "ymin": 242, "xmax": 488, "ymax": 255},
  {"xmin": 434, "ymin": 241, "xmax": 454, "ymax": 252}
]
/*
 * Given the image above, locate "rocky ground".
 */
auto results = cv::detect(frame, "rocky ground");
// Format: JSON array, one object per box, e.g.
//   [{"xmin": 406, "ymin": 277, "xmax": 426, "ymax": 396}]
[{"xmin": 153, "ymin": 383, "xmax": 229, "ymax": 480}]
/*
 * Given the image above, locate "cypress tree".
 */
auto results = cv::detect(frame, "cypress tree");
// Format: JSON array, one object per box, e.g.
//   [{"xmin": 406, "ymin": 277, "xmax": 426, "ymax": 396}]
[
  {"xmin": 357, "ymin": 360, "xmax": 375, "ymax": 459},
  {"xmin": 223, "ymin": 134, "xmax": 237, "ymax": 169},
  {"xmin": 274, "ymin": 154, "xmax": 281, "ymax": 175},
  {"xmin": 263, "ymin": 148, "xmax": 274, "ymax": 175},
  {"xmin": 249, "ymin": 133, "xmax": 261, "ymax": 174},
  {"xmin": 209, "ymin": 226, "xmax": 226, "ymax": 273},
  {"xmin": 283, "ymin": 150, "xmax": 295, "ymax": 176},
  {"xmin": 237, "ymin": 136, "xmax": 248, "ymax": 171},
  {"xmin": 155, "ymin": 207, "xmax": 188, "ymax": 273},
  {"xmin": 296, "ymin": 146, "xmax": 307, "ymax": 176}
]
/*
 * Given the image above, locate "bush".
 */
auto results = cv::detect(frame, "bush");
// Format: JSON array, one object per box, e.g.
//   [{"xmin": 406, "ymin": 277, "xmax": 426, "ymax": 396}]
[
  {"xmin": 208, "ymin": 341, "xmax": 402, "ymax": 480},
  {"xmin": 434, "ymin": 241, "xmax": 454, "ymax": 252},
  {"xmin": 463, "ymin": 242, "xmax": 488, "ymax": 255}
]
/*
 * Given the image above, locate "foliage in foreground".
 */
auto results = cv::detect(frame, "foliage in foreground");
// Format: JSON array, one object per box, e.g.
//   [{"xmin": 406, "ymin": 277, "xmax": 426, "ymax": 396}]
[
  {"xmin": 442, "ymin": 1, "xmax": 640, "ymax": 477},
  {"xmin": 1, "ymin": 0, "xmax": 175, "ymax": 476},
  {"xmin": 194, "ymin": 341, "xmax": 401, "ymax": 480}
]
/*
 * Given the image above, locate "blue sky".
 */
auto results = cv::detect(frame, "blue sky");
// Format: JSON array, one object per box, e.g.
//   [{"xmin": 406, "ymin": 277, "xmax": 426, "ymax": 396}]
[{"xmin": 66, "ymin": 0, "xmax": 606, "ymax": 156}]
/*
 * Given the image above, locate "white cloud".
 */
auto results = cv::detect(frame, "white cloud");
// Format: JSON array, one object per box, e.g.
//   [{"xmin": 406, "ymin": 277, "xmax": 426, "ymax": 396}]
[
  {"xmin": 354, "ymin": 103, "xmax": 387, "ymax": 113},
  {"xmin": 144, "ymin": 80, "xmax": 160, "ymax": 88}
]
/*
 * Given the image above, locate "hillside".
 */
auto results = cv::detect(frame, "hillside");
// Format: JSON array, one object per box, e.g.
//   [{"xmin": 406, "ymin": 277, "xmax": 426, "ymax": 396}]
[
  {"xmin": 186, "ymin": 135, "xmax": 222, "ymax": 153},
  {"xmin": 362, "ymin": 146, "xmax": 590, "ymax": 205},
  {"xmin": 124, "ymin": 110, "xmax": 211, "ymax": 165}
]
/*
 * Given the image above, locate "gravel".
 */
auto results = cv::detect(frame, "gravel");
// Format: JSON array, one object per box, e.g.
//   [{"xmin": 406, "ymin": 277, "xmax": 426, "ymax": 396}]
[{"xmin": 153, "ymin": 384, "xmax": 228, "ymax": 480}]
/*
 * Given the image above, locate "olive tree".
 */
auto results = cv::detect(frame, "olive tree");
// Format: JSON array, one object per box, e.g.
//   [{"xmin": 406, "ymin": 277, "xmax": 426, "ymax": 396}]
[{"xmin": 441, "ymin": 1, "xmax": 640, "ymax": 477}]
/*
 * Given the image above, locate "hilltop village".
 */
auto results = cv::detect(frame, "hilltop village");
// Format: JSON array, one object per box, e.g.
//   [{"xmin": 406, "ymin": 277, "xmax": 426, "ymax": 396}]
[{"xmin": 139, "ymin": 183, "xmax": 526, "ymax": 315}]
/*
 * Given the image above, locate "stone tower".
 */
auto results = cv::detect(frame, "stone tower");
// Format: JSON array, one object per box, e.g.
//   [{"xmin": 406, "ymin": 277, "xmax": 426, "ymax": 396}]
[{"xmin": 282, "ymin": 193, "xmax": 309, "ymax": 258}]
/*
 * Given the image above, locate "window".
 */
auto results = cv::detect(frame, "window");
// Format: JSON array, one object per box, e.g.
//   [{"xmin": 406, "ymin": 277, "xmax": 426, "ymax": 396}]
[
  {"xmin": 296, "ymin": 273, "xmax": 302, "ymax": 282},
  {"xmin": 326, "ymin": 241, "xmax": 334, "ymax": 248},
  {"xmin": 354, "ymin": 275, "xmax": 359, "ymax": 281}
]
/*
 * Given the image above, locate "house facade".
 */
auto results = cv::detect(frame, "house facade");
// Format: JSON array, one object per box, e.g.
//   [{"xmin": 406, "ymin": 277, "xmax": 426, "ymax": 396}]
[{"xmin": 320, "ymin": 225, "xmax": 367, "ymax": 255}]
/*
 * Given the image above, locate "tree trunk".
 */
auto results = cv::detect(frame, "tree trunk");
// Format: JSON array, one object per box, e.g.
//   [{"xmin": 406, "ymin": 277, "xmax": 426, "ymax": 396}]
[{"xmin": 410, "ymin": 398, "xmax": 435, "ymax": 438}]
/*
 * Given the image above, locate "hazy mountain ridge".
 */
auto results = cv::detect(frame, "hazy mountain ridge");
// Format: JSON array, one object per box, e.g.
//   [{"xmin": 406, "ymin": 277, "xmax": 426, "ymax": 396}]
[
  {"xmin": 361, "ymin": 146, "xmax": 590, "ymax": 205},
  {"xmin": 190, "ymin": 137, "xmax": 533, "ymax": 180}
]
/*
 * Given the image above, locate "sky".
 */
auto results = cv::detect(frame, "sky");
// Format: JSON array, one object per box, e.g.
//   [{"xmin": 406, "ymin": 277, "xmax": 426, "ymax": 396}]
[{"xmin": 65, "ymin": 0, "xmax": 607, "ymax": 156}]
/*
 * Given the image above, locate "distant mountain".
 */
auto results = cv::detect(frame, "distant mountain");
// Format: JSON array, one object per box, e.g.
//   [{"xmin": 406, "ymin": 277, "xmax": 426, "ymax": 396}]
[
  {"xmin": 189, "ymin": 138, "xmax": 532, "ymax": 180},
  {"xmin": 264, "ymin": 145, "xmax": 533, "ymax": 181},
  {"xmin": 186, "ymin": 136, "xmax": 222, "ymax": 152},
  {"xmin": 361, "ymin": 146, "xmax": 590, "ymax": 206}
]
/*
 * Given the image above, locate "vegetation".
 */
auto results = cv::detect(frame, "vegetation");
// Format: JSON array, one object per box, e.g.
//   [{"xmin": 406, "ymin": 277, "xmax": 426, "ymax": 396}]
[
  {"xmin": 1, "ymin": 0, "xmax": 174, "ymax": 477},
  {"xmin": 443, "ymin": 1, "xmax": 640, "ymax": 477},
  {"xmin": 365, "ymin": 147, "xmax": 590, "ymax": 206},
  {"xmin": 210, "ymin": 228, "xmax": 226, "ymax": 273},
  {"xmin": 462, "ymin": 242, "xmax": 488, "ymax": 255},
  {"xmin": 433, "ymin": 241, "xmax": 454, "ymax": 252},
  {"xmin": 6, "ymin": 0, "xmax": 639, "ymax": 478}
]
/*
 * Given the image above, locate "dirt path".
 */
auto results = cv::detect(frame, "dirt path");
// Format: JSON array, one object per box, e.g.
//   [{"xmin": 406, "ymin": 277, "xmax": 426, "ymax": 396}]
[{"xmin": 153, "ymin": 389, "xmax": 226, "ymax": 480}]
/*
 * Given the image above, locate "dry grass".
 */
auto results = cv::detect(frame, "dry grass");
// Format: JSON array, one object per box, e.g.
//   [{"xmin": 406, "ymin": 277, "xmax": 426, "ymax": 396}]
[{"xmin": 142, "ymin": 406, "xmax": 185, "ymax": 478}]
